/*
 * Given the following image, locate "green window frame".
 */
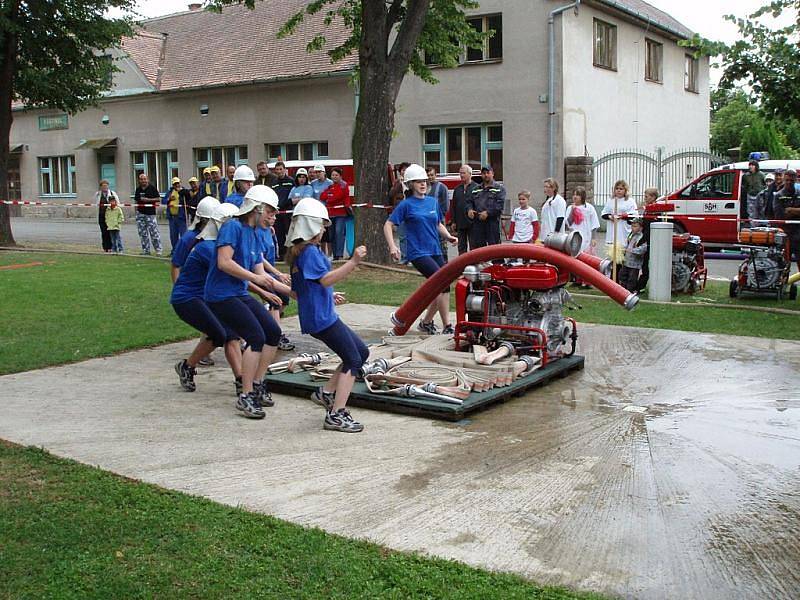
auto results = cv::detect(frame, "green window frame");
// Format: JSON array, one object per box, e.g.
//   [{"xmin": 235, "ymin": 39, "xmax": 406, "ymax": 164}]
[
  {"xmin": 265, "ymin": 141, "xmax": 329, "ymax": 162},
  {"xmin": 422, "ymin": 123, "xmax": 503, "ymax": 180},
  {"xmin": 131, "ymin": 149, "xmax": 179, "ymax": 193},
  {"xmin": 39, "ymin": 155, "xmax": 76, "ymax": 196}
]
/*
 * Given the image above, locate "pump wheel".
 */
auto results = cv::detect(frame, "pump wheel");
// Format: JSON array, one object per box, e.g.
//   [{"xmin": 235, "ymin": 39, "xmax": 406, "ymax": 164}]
[
  {"xmin": 729, "ymin": 279, "xmax": 739, "ymax": 298},
  {"xmin": 790, "ymin": 283, "xmax": 798, "ymax": 301}
]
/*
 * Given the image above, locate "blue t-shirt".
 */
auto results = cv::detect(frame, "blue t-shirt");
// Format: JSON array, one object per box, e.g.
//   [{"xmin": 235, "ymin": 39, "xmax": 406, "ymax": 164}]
[
  {"xmin": 225, "ymin": 191, "xmax": 244, "ymax": 208},
  {"xmin": 170, "ymin": 239, "xmax": 215, "ymax": 305},
  {"xmin": 311, "ymin": 178, "xmax": 332, "ymax": 200},
  {"xmin": 204, "ymin": 219, "xmax": 260, "ymax": 302},
  {"xmin": 289, "ymin": 184, "xmax": 315, "ymax": 202},
  {"xmin": 291, "ymin": 245, "xmax": 337, "ymax": 334},
  {"xmin": 387, "ymin": 195, "xmax": 443, "ymax": 262},
  {"xmin": 171, "ymin": 229, "xmax": 199, "ymax": 268},
  {"xmin": 255, "ymin": 225, "xmax": 276, "ymax": 266}
]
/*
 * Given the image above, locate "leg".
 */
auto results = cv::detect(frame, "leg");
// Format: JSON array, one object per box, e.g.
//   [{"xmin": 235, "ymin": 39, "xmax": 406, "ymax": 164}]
[
  {"xmin": 224, "ymin": 339, "xmax": 242, "ymax": 378},
  {"xmin": 136, "ymin": 214, "xmax": 150, "ymax": 253},
  {"xmin": 457, "ymin": 228, "xmax": 470, "ymax": 255},
  {"xmin": 100, "ymin": 220, "xmax": 111, "ymax": 251},
  {"xmin": 147, "ymin": 215, "xmax": 162, "ymax": 254},
  {"xmin": 187, "ymin": 338, "xmax": 216, "ymax": 367},
  {"xmin": 312, "ymin": 320, "xmax": 368, "ymax": 412},
  {"xmin": 637, "ymin": 254, "xmax": 650, "ymax": 291},
  {"xmin": 168, "ymin": 218, "xmax": 178, "ymax": 251},
  {"xmin": 240, "ymin": 295, "xmax": 282, "ymax": 383},
  {"xmin": 437, "ymin": 291, "xmax": 450, "ymax": 326},
  {"xmin": 333, "ymin": 217, "xmax": 346, "ymax": 259}
]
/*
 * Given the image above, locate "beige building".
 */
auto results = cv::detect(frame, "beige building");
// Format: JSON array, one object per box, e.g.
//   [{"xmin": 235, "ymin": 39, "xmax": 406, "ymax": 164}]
[{"xmin": 7, "ymin": 0, "xmax": 708, "ymax": 211}]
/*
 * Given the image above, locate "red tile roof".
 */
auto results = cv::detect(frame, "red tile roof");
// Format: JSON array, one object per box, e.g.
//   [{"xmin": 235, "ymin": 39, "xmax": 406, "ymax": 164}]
[
  {"xmin": 121, "ymin": 30, "xmax": 165, "ymax": 86},
  {"xmin": 134, "ymin": 0, "xmax": 357, "ymax": 92}
]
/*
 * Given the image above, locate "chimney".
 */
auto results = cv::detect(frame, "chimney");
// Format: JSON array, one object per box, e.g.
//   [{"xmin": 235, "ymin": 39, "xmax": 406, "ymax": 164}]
[{"xmin": 188, "ymin": 3, "xmax": 201, "ymax": 10}]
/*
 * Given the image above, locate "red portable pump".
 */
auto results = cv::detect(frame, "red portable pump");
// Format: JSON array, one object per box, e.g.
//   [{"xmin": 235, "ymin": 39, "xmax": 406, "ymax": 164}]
[{"xmin": 672, "ymin": 233, "xmax": 708, "ymax": 293}]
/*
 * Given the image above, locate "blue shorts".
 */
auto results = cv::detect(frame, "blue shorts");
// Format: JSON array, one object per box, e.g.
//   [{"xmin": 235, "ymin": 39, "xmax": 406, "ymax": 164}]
[
  {"xmin": 208, "ymin": 295, "xmax": 281, "ymax": 352},
  {"xmin": 311, "ymin": 318, "xmax": 369, "ymax": 376},
  {"xmin": 172, "ymin": 298, "xmax": 237, "ymax": 348},
  {"xmin": 411, "ymin": 254, "xmax": 449, "ymax": 292}
]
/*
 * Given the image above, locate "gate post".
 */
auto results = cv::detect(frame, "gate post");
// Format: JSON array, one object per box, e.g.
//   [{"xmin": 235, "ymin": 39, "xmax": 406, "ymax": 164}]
[{"xmin": 564, "ymin": 155, "xmax": 594, "ymax": 203}]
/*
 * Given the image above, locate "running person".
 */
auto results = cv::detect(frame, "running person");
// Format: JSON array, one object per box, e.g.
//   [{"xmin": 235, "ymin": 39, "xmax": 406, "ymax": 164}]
[
  {"xmin": 383, "ymin": 163, "xmax": 458, "ymax": 334},
  {"xmin": 205, "ymin": 185, "xmax": 290, "ymax": 419},
  {"xmin": 287, "ymin": 197, "xmax": 367, "ymax": 433},
  {"xmin": 171, "ymin": 202, "xmax": 243, "ymax": 393}
]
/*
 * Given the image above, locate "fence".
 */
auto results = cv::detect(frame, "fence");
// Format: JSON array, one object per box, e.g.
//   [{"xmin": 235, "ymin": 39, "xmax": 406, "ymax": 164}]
[{"xmin": 592, "ymin": 147, "xmax": 729, "ymax": 208}]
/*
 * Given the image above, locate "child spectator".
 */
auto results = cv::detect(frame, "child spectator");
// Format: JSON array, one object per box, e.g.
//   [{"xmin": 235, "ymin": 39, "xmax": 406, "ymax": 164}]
[
  {"xmin": 105, "ymin": 196, "xmax": 125, "ymax": 254},
  {"xmin": 637, "ymin": 187, "xmax": 659, "ymax": 291},
  {"xmin": 508, "ymin": 190, "xmax": 540, "ymax": 243},
  {"xmin": 565, "ymin": 186, "xmax": 599, "ymax": 253},
  {"xmin": 601, "ymin": 179, "xmax": 639, "ymax": 269},
  {"xmin": 620, "ymin": 218, "xmax": 648, "ymax": 292}
]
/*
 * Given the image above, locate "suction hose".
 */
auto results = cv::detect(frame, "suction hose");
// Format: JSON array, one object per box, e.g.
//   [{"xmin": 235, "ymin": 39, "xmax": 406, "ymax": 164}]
[
  {"xmin": 390, "ymin": 245, "xmax": 638, "ymax": 336},
  {"xmin": 575, "ymin": 251, "xmax": 613, "ymax": 277}
]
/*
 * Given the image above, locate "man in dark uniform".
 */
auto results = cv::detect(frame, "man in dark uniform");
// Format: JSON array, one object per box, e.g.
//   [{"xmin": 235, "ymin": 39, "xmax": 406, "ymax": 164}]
[
  {"xmin": 465, "ymin": 165, "xmax": 506, "ymax": 248},
  {"xmin": 254, "ymin": 161, "xmax": 276, "ymax": 186},
  {"xmin": 270, "ymin": 161, "xmax": 295, "ymax": 259},
  {"xmin": 774, "ymin": 169, "xmax": 800, "ymax": 271},
  {"xmin": 448, "ymin": 163, "xmax": 476, "ymax": 255}
]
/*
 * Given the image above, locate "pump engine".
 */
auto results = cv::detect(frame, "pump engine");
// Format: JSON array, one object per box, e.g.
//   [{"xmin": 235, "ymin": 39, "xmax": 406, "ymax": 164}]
[
  {"xmin": 672, "ymin": 233, "xmax": 708, "ymax": 293},
  {"xmin": 730, "ymin": 227, "xmax": 794, "ymax": 299}
]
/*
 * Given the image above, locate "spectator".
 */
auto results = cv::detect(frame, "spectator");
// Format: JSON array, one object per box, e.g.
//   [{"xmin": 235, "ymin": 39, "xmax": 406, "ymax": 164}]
[
  {"xmin": 133, "ymin": 173, "xmax": 163, "ymax": 256},
  {"xmin": 310, "ymin": 164, "xmax": 333, "ymax": 200},
  {"xmin": 540, "ymin": 178, "xmax": 566, "ymax": 240},
  {"xmin": 162, "ymin": 177, "xmax": 192, "ymax": 253},
  {"xmin": 255, "ymin": 161, "xmax": 276, "ymax": 186},
  {"xmin": 200, "ymin": 167, "xmax": 216, "ymax": 199},
  {"xmin": 105, "ymin": 196, "xmax": 125, "ymax": 254},
  {"xmin": 389, "ymin": 162, "xmax": 411, "ymax": 261},
  {"xmin": 427, "ymin": 166, "xmax": 450, "ymax": 262},
  {"xmin": 211, "ymin": 166, "xmax": 225, "ymax": 201},
  {"xmin": 774, "ymin": 169, "xmax": 800, "ymax": 271},
  {"xmin": 637, "ymin": 187, "xmax": 659, "ymax": 292},
  {"xmin": 566, "ymin": 186, "xmax": 599, "ymax": 254},
  {"xmin": 619, "ymin": 218, "xmax": 648, "ymax": 292},
  {"xmin": 94, "ymin": 179, "xmax": 118, "ymax": 253},
  {"xmin": 224, "ymin": 164, "xmax": 236, "ymax": 198},
  {"xmin": 768, "ymin": 169, "xmax": 785, "ymax": 219},
  {"xmin": 187, "ymin": 176, "xmax": 202, "ymax": 222},
  {"xmin": 741, "ymin": 159, "xmax": 766, "ymax": 226},
  {"xmin": 466, "ymin": 165, "xmax": 506, "ymax": 248},
  {"xmin": 270, "ymin": 161, "xmax": 295, "ymax": 260},
  {"xmin": 601, "ymin": 179, "xmax": 638, "ymax": 267},
  {"xmin": 508, "ymin": 190, "xmax": 540, "ymax": 243},
  {"xmin": 448, "ymin": 164, "xmax": 476, "ymax": 255},
  {"xmin": 320, "ymin": 167, "xmax": 352, "ymax": 260},
  {"xmin": 289, "ymin": 168, "xmax": 314, "ymax": 205},
  {"xmin": 223, "ymin": 165, "xmax": 256, "ymax": 208}
]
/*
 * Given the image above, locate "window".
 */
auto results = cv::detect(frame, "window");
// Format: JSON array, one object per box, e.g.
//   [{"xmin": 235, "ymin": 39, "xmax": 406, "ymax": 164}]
[
  {"xmin": 593, "ymin": 19, "xmax": 617, "ymax": 71},
  {"xmin": 684, "ymin": 54, "xmax": 699, "ymax": 93},
  {"xmin": 681, "ymin": 172, "xmax": 733, "ymax": 199},
  {"xmin": 39, "ymin": 156, "xmax": 76, "ymax": 196},
  {"xmin": 422, "ymin": 123, "xmax": 503, "ymax": 179},
  {"xmin": 131, "ymin": 150, "xmax": 178, "ymax": 192},
  {"xmin": 645, "ymin": 39, "xmax": 662, "ymax": 83},
  {"xmin": 265, "ymin": 141, "xmax": 329, "ymax": 162},
  {"xmin": 194, "ymin": 145, "xmax": 247, "ymax": 179},
  {"xmin": 465, "ymin": 15, "xmax": 502, "ymax": 63}
]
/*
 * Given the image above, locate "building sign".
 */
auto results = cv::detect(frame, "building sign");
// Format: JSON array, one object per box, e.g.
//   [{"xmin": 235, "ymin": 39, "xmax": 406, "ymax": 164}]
[{"xmin": 38, "ymin": 114, "xmax": 69, "ymax": 131}]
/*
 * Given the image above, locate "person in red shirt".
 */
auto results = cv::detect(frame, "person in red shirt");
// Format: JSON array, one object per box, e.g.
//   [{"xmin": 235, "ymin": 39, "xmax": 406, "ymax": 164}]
[{"xmin": 319, "ymin": 167, "xmax": 352, "ymax": 260}]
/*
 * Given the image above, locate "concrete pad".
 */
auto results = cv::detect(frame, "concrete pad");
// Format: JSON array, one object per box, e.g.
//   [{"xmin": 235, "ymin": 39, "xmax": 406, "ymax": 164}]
[{"xmin": 1, "ymin": 303, "xmax": 799, "ymax": 599}]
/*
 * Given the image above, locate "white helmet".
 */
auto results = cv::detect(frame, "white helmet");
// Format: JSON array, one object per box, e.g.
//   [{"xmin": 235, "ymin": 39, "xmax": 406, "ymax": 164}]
[
  {"xmin": 403, "ymin": 163, "xmax": 427, "ymax": 183},
  {"xmin": 245, "ymin": 184, "xmax": 279, "ymax": 209},
  {"xmin": 293, "ymin": 196, "xmax": 330, "ymax": 223},
  {"xmin": 199, "ymin": 203, "xmax": 238, "ymax": 241},
  {"xmin": 233, "ymin": 164, "xmax": 255, "ymax": 182},
  {"xmin": 295, "ymin": 167, "xmax": 308, "ymax": 177},
  {"xmin": 189, "ymin": 196, "xmax": 220, "ymax": 228}
]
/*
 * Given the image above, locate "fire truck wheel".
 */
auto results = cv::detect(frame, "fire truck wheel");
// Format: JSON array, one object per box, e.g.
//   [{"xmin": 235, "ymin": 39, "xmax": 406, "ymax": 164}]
[{"xmin": 729, "ymin": 279, "xmax": 739, "ymax": 298}]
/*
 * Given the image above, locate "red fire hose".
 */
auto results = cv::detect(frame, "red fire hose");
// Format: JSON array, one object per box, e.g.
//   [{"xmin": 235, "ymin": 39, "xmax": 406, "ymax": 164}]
[{"xmin": 391, "ymin": 245, "xmax": 638, "ymax": 336}]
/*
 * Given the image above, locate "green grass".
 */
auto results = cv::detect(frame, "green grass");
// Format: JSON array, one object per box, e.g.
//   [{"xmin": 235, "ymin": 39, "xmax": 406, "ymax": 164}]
[
  {"xmin": 1, "ymin": 251, "xmax": 797, "ymax": 377},
  {"xmin": 0, "ymin": 442, "xmax": 599, "ymax": 600}
]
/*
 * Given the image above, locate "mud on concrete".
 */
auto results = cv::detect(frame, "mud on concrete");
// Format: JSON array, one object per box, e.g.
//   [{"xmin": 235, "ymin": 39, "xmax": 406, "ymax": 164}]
[{"xmin": 0, "ymin": 304, "xmax": 798, "ymax": 599}]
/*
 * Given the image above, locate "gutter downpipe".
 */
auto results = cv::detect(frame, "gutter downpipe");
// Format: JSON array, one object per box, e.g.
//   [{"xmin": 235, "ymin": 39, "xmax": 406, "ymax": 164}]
[{"xmin": 548, "ymin": 0, "xmax": 581, "ymax": 178}]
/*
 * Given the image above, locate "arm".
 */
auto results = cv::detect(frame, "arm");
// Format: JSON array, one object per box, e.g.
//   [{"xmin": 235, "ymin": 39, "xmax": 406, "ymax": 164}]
[
  {"xmin": 320, "ymin": 246, "xmax": 366, "ymax": 287},
  {"xmin": 507, "ymin": 221, "xmax": 515, "ymax": 240},
  {"xmin": 217, "ymin": 245, "xmax": 273, "ymax": 289},
  {"xmin": 438, "ymin": 222, "xmax": 457, "ymax": 244},
  {"xmin": 554, "ymin": 196, "xmax": 566, "ymax": 232},
  {"xmin": 384, "ymin": 219, "xmax": 400, "ymax": 260},
  {"xmin": 533, "ymin": 221, "xmax": 541, "ymax": 241},
  {"xmin": 487, "ymin": 187, "xmax": 505, "ymax": 218},
  {"xmin": 170, "ymin": 265, "xmax": 180, "ymax": 283}
]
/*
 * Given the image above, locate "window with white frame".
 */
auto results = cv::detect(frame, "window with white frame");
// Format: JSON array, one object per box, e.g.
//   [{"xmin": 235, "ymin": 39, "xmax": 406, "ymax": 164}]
[
  {"xmin": 265, "ymin": 141, "xmax": 329, "ymax": 162},
  {"xmin": 645, "ymin": 39, "xmax": 663, "ymax": 83},
  {"xmin": 684, "ymin": 54, "xmax": 699, "ymax": 93},
  {"xmin": 593, "ymin": 18, "xmax": 617, "ymax": 71},
  {"xmin": 39, "ymin": 155, "xmax": 76, "ymax": 196},
  {"xmin": 422, "ymin": 124, "xmax": 503, "ymax": 179},
  {"xmin": 131, "ymin": 150, "xmax": 178, "ymax": 192},
  {"xmin": 194, "ymin": 145, "xmax": 248, "ymax": 179}
]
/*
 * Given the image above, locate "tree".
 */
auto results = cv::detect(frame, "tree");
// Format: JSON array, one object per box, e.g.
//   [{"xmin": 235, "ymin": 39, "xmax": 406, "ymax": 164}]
[
  {"xmin": 0, "ymin": 1, "xmax": 134, "ymax": 246},
  {"xmin": 686, "ymin": 0, "xmax": 800, "ymax": 122},
  {"xmin": 709, "ymin": 90, "xmax": 760, "ymax": 155},
  {"xmin": 211, "ymin": 0, "xmax": 483, "ymax": 263}
]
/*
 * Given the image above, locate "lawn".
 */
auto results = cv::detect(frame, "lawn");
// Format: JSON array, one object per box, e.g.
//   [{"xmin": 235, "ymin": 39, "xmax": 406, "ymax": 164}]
[
  {"xmin": 1, "ymin": 251, "xmax": 798, "ymax": 376},
  {"xmin": 0, "ymin": 442, "xmax": 598, "ymax": 599}
]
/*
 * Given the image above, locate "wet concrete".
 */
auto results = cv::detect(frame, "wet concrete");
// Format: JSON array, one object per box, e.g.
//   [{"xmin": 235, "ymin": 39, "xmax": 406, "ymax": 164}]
[{"xmin": 1, "ymin": 304, "xmax": 798, "ymax": 599}]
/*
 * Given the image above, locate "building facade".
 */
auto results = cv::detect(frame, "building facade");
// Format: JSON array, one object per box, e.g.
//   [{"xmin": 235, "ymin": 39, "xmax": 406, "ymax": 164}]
[{"xmin": 7, "ymin": 0, "xmax": 708, "ymax": 213}]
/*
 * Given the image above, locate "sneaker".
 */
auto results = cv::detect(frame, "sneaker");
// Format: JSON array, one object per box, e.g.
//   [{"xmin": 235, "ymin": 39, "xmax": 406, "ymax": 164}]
[
  {"xmin": 324, "ymin": 408, "xmax": 364, "ymax": 433},
  {"xmin": 234, "ymin": 376, "xmax": 243, "ymax": 397},
  {"xmin": 174, "ymin": 359, "xmax": 196, "ymax": 392},
  {"xmin": 441, "ymin": 324, "xmax": 455, "ymax": 335},
  {"xmin": 417, "ymin": 320, "xmax": 438, "ymax": 335},
  {"xmin": 277, "ymin": 335, "xmax": 295, "ymax": 351},
  {"xmin": 197, "ymin": 355, "xmax": 215, "ymax": 367},
  {"xmin": 310, "ymin": 387, "xmax": 335, "ymax": 410},
  {"xmin": 236, "ymin": 392, "xmax": 265, "ymax": 419},
  {"xmin": 253, "ymin": 381, "xmax": 274, "ymax": 408}
]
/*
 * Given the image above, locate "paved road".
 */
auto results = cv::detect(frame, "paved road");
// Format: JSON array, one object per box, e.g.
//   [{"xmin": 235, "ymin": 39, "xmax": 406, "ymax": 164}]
[
  {"xmin": 9, "ymin": 217, "xmax": 751, "ymax": 279},
  {"xmin": 1, "ymin": 304, "xmax": 798, "ymax": 599}
]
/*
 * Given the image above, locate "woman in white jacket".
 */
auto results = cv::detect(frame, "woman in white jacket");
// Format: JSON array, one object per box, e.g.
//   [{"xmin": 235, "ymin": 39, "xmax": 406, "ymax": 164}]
[
  {"xmin": 94, "ymin": 179, "xmax": 119, "ymax": 253},
  {"xmin": 539, "ymin": 177, "xmax": 566, "ymax": 240},
  {"xmin": 601, "ymin": 179, "xmax": 638, "ymax": 268}
]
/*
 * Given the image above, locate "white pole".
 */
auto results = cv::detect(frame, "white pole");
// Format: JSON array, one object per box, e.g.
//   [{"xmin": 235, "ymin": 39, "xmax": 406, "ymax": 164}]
[{"xmin": 648, "ymin": 221, "xmax": 673, "ymax": 302}]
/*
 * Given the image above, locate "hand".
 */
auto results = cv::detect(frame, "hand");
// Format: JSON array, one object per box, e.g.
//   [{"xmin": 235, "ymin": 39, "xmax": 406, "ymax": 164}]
[
  {"xmin": 333, "ymin": 292, "xmax": 347, "ymax": 305},
  {"xmin": 278, "ymin": 272, "xmax": 291, "ymax": 285},
  {"xmin": 467, "ymin": 209, "xmax": 476, "ymax": 219},
  {"xmin": 253, "ymin": 274, "xmax": 274, "ymax": 290},
  {"xmin": 591, "ymin": 240, "xmax": 597, "ymax": 247},
  {"xmin": 389, "ymin": 245, "xmax": 401, "ymax": 261},
  {"xmin": 479, "ymin": 211, "xmax": 488, "ymax": 221},
  {"xmin": 289, "ymin": 291, "xmax": 298, "ymax": 300},
  {"xmin": 448, "ymin": 234, "xmax": 458, "ymax": 246},
  {"xmin": 260, "ymin": 291, "xmax": 282, "ymax": 306},
  {"xmin": 350, "ymin": 245, "xmax": 367, "ymax": 265}
]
